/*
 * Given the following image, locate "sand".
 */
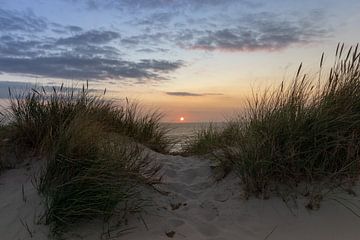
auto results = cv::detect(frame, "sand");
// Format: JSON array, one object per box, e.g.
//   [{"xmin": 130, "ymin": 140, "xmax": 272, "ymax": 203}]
[{"xmin": 1, "ymin": 152, "xmax": 360, "ymax": 240}]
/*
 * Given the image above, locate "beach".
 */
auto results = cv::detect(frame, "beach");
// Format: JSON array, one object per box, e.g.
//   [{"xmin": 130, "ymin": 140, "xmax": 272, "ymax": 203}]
[
  {"xmin": 2, "ymin": 149, "xmax": 360, "ymax": 240},
  {"xmin": 1, "ymin": 0, "xmax": 360, "ymax": 239}
]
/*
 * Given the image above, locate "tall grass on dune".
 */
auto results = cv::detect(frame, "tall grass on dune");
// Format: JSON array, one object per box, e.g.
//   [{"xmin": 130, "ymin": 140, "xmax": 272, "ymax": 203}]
[
  {"xmin": 182, "ymin": 121, "xmax": 243, "ymax": 156},
  {"xmin": 37, "ymin": 115, "xmax": 159, "ymax": 235},
  {"xmin": 0, "ymin": 115, "xmax": 4, "ymax": 172},
  {"xmin": 0, "ymin": 113, "xmax": 13, "ymax": 173},
  {"xmin": 6, "ymin": 84, "xmax": 171, "ymax": 154},
  {"xmin": 0, "ymin": 137, "xmax": 4, "ymax": 174},
  {"xmin": 187, "ymin": 44, "xmax": 360, "ymax": 201},
  {"xmin": 1, "ymin": 84, "xmax": 165, "ymax": 236},
  {"xmin": 182, "ymin": 123, "xmax": 223, "ymax": 155}
]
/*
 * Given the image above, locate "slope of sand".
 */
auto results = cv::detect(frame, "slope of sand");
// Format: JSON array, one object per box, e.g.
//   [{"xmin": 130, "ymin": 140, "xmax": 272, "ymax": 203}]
[
  {"xmin": 1, "ymin": 152, "xmax": 360, "ymax": 239},
  {"xmin": 0, "ymin": 161, "xmax": 48, "ymax": 240}
]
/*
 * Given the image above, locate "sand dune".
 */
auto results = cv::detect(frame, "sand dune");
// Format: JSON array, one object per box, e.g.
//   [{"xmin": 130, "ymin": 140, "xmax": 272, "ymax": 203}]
[{"xmin": 1, "ymin": 152, "xmax": 360, "ymax": 239}]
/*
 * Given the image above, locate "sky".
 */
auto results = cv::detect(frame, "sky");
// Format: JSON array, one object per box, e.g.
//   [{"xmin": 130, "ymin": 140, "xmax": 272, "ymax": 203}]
[{"xmin": 0, "ymin": 0, "xmax": 359, "ymax": 122}]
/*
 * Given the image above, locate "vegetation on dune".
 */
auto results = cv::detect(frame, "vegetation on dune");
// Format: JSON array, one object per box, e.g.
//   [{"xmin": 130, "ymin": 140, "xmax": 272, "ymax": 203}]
[
  {"xmin": 1, "ymin": 42, "xmax": 360, "ymax": 235},
  {"xmin": 0, "ymin": 84, "xmax": 165, "ymax": 236},
  {"xmin": 182, "ymin": 122, "xmax": 242, "ymax": 156},
  {"xmin": 36, "ymin": 115, "xmax": 160, "ymax": 235},
  {"xmin": 0, "ymin": 114, "xmax": 12, "ymax": 173},
  {"xmin": 0, "ymin": 118, "xmax": 4, "ymax": 173},
  {"xmin": 6, "ymin": 84, "xmax": 171, "ymax": 154},
  {"xmin": 182, "ymin": 123, "xmax": 223, "ymax": 155},
  {"xmin": 185, "ymin": 43, "xmax": 360, "ymax": 203}
]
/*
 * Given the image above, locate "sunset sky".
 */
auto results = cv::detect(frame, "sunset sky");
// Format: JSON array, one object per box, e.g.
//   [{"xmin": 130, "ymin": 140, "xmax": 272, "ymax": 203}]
[{"xmin": 0, "ymin": 0, "xmax": 359, "ymax": 122}]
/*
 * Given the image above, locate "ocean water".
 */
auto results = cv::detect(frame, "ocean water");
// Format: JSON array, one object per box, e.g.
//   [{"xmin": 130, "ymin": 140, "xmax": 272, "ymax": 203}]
[{"xmin": 163, "ymin": 122, "xmax": 224, "ymax": 152}]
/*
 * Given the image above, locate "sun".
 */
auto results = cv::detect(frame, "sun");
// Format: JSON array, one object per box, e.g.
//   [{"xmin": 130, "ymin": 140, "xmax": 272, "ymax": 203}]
[{"xmin": 180, "ymin": 117, "xmax": 185, "ymax": 122}]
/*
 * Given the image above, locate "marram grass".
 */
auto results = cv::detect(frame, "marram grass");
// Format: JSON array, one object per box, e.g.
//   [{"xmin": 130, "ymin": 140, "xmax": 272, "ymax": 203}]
[
  {"xmin": 6, "ymin": 84, "xmax": 171, "ymax": 154},
  {"xmin": 1, "ymin": 84, "xmax": 163, "ymax": 237},
  {"xmin": 186, "ymin": 44, "xmax": 360, "ymax": 202},
  {"xmin": 182, "ymin": 123, "xmax": 224, "ymax": 155},
  {"xmin": 36, "ymin": 115, "xmax": 159, "ymax": 236}
]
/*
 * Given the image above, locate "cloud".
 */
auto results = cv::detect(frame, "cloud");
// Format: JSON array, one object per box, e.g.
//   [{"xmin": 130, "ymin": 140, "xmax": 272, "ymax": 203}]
[
  {"xmin": 136, "ymin": 48, "xmax": 169, "ymax": 53},
  {"xmin": 0, "ymin": 81, "xmax": 35, "ymax": 99},
  {"xmin": 0, "ymin": 8, "xmax": 183, "ymax": 82},
  {"xmin": 121, "ymin": 32, "xmax": 170, "ymax": 46},
  {"xmin": 0, "ymin": 3, "xmax": 331, "ymax": 84},
  {"xmin": 0, "ymin": 8, "xmax": 47, "ymax": 32},
  {"xmin": 0, "ymin": 34, "xmax": 121, "ymax": 59},
  {"xmin": 114, "ymin": 9, "xmax": 330, "ymax": 53},
  {"xmin": 0, "ymin": 81, "xmax": 103, "ymax": 99},
  {"xmin": 51, "ymin": 23, "xmax": 84, "ymax": 34},
  {"xmin": 73, "ymin": 0, "xmax": 260, "ymax": 11},
  {"xmin": 0, "ymin": 33, "xmax": 183, "ymax": 82},
  {"xmin": 69, "ymin": 45, "xmax": 121, "ymax": 58},
  {"xmin": 56, "ymin": 30, "xmax": 120, "ymax": 45},
  {"xmin": 0, "ymin": 36, "xmax": 46, "ymax": 57},
  {"xmin": 183, "ymin": 12, "xmax": 330, "ymax": 51},
  {"xmin": 166, "ymin": 91, "xmax": 223, "ymax": 96},
  {"xmin": 0, "ymin": 56, "xmax": 183, "ymax": 81},
  {"xmin": 138, "ymin": 60, "xmax": 184, "ymax": 72},
  {"xmin": 65, "ymin": 25, "xmax": 83, "ymax": 32},
  {"xmin": 135, "ymin": 12, "xmax": 175, "ymax": 26}
]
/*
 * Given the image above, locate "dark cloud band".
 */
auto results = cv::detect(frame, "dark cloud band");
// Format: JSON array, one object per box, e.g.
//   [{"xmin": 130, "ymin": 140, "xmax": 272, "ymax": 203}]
[
  {"xmin": 0, "ymin": 57, "xmax": 183, "ymax": 81},
  {"xmin": 0, "ymin": 8, "xmax": 183, "ymax": 82},
  {"xmin": 0, "ymin": 8, "xmax": 47, "ymax": 32},
  {"xmin": 181, "ymin": 12, "xmax": 330, "ymax": 51}
]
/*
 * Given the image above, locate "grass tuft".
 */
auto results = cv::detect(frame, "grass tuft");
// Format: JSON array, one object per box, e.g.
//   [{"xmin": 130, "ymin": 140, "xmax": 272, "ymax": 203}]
[
  {"xmin": 1, "ymin": 84, "xmax": 164, "ymax": 236},
  {"xmin": 37, "ymin": 115, "xmax": 159, "ymax": 235},
  {"xmin": 5, "ymin": 84, "xmax": 171, "ymax": 154},
  {"xmin": 187, "ymin": 44, "xmax": 360, "ymax": 200},
  {"xmin": 182, "ymin": 123, "xmax": 223, "ymax": 155}
]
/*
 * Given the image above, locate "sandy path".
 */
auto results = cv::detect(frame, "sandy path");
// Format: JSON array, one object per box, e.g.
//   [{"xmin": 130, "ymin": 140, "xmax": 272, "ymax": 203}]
[
  {"xmin": 122, "ymin": 153, "xmax": 360, "ymax": 240},
  {"xmin": 1, "ymin": 153, "xmax": 360, "ymax": 239}
]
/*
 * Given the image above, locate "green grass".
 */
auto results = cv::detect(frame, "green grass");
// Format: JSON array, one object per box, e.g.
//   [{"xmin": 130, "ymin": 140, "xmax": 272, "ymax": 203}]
[
  {"xmin": 1, "ymin": 84, "xmax": 164, "ymax": 236},
  {"xmin": 36, "ymin": 114, "xmax": 159, "ymax": 236},
  {"xmin": 182, "ymin": 123, "xmax": 223, "ymax": 155},
  {"xmin": 6, "ymin": 84, "xmax": 171, "ymax": 154},
  {"xmin": 182, "ymin": 121, "xmax": 243, "ymax": 155},
  {"xmin": 0, "ymin": 115, "xmax": 12, "ymax": 173},
  {"xmin": 186, "ymin": 44, "xmax": 360, "ymax": 201}
]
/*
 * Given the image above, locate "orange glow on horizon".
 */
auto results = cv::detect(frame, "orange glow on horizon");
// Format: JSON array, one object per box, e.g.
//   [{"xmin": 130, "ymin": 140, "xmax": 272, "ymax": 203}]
[{"xmin": 180, "ymin": 117, "xmax": 185, "ymax": 122}]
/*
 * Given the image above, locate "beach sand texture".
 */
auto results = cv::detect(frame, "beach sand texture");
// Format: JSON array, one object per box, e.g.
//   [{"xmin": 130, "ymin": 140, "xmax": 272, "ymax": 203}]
[{"xmin": 1, "ymin": 152, "xmax": 360, "ymax": 240}]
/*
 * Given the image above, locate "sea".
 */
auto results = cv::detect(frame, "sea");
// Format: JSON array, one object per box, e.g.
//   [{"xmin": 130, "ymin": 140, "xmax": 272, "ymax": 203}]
[{"xmin": 162, "ymin": 122, "xmax": 224, "ymax": 152}]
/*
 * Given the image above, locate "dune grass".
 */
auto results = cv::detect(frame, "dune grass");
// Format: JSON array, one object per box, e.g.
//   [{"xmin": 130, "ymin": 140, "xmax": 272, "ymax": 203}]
[
  {"xmin": 36, "ymin": 114, "xmax": 159, "ymax": 236},
  {"xmin": 182, "ymin": 123, "xmax": 223, "ymax": 155},
  {"xmin": 0, "ymin": 114, "xmax": 11, "ymax": 174},
  {"xmin": 186, "ymin": 44, "xmax": 360, "ymax": 201},
  {"xmin": 0, "ymin": 122, "xmax": 4, "ymax": 173},
  {"xmin": 6, "ymin": 84, "xmax": 171, "ymax": 154},
  {"xmin": 0, "ymin": 84, "xmax": 165, "ymax": 236},
  {"xmin": 182, "ymin": 122, "xmax": 242, "ymax": 156}
]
